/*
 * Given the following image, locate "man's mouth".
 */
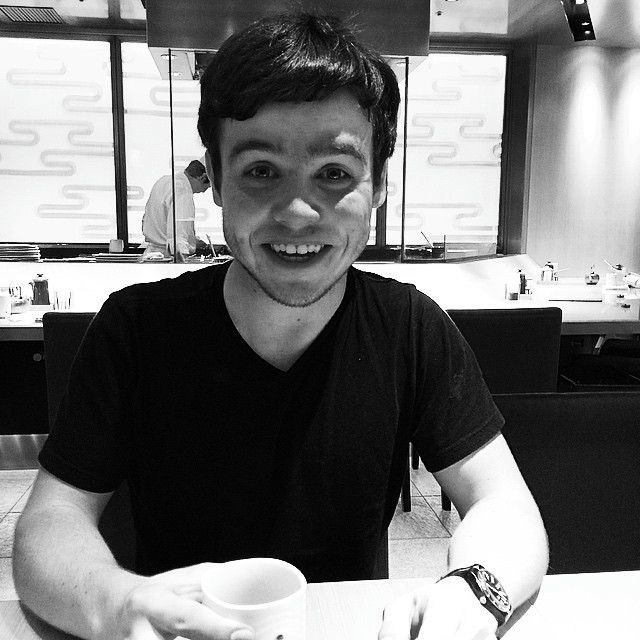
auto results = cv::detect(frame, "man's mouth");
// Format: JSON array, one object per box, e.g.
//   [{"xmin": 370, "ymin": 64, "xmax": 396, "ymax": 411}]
[{"xmin": 267, "ymin": 243, "xmax": 326, "ymax": 260}]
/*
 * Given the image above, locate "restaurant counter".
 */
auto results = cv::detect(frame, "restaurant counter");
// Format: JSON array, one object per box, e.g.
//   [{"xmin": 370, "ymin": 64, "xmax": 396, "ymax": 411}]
[
  {"xmin": 2, "ymin": 254, "xmax": 639, "ymax": 340},
  {"xmin": 1, "ymin": 571, "xmax": 639, "ymax": 640}
]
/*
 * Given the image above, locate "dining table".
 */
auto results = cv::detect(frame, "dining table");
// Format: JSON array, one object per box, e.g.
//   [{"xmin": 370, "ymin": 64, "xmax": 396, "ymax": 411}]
[{"xmin": 1, "ymin": 570, "xmax": 639, "ymax": 640}]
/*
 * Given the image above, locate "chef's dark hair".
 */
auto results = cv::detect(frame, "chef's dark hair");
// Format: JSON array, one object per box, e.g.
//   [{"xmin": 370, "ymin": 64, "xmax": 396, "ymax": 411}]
[
  {"xmin": 197, "ymin": 12, "xmax": 400, "ymax": 192},
  {"xmin": 185, "ymin": 160, "xmax": 206, "ymax": 178}
]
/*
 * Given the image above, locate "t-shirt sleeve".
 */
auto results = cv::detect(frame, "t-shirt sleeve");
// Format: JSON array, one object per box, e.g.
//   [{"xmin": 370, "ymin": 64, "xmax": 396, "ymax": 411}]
[
  {"xmin": 39, "ymin": 295, "xmax": 136, "ymax": 493},
  {"xmin": 409, "ymin": 295, "xmax": 504, "ymax": 472}
]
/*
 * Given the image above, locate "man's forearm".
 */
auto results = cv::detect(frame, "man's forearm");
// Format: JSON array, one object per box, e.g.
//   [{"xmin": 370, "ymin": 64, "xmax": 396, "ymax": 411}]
[
  {"xmin": 13, "ymin": 506, "xmax": 145, "ymax": 640},
  {"xmin": 446, "ymin": 495, "xmax": 549, "ymax": 609}
]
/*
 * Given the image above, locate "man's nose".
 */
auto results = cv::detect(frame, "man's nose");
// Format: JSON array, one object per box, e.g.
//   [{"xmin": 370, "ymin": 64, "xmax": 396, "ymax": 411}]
[{"xmin": 272, "ymin": 192, "xmax": 321, "ymax": 228}]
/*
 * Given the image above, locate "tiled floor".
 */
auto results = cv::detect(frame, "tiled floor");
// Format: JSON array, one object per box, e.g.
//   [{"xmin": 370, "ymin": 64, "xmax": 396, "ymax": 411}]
[{"xmin": 0, "ymin": 465, "xmax": 459, "ymax": 600}]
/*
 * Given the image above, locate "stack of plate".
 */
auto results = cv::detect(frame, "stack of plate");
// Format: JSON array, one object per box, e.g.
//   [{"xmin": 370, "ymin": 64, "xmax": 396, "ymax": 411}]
[
  {"xmin": 93, "ymin": 253, "xmax": 142, "ymax": 263},
  {"xmin": 0, "ymin": 244, "xmax": 41, "ymax": 261}
]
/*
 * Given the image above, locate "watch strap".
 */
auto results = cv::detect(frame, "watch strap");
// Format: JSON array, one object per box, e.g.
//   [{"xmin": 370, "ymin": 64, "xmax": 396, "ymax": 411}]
[{"xmin": 438, "ymin": 564, "xmax": 511, "ymax": 627}]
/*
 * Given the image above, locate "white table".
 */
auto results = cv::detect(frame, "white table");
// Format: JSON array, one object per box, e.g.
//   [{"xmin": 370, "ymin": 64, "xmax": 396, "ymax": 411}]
[{"xmin": 1, "ymin": 571, "xmax": 639, "ymax": 640}]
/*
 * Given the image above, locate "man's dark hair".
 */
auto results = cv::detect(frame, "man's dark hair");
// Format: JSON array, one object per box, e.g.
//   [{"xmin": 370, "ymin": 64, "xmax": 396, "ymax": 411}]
[
  {"xmin": 197, "ymin": 12, "xmax": 400, "ymax": 192},
  {"xmin": 185, "ymin": 160, "xmax": 207, "ymax": 178}
]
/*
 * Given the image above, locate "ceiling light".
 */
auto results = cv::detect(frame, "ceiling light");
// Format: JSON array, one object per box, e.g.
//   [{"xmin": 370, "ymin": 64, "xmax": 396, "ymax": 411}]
[
  {"xmin": 560, "ymin": 0, "xmax": 596, "ymax": 41},
  {"xmin": 160, "ymin": 53, "xmax": 176, "ymax": 60}
]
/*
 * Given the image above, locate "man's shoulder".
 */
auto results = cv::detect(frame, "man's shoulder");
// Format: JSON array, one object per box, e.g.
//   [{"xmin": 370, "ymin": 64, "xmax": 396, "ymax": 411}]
[
  {"xmin": 350, "ymin": 266, "xmax": 439, "ymax": 310},
  {"xmin": 108, "ymin": 263, "xmax": 227, "ymax": 309}
]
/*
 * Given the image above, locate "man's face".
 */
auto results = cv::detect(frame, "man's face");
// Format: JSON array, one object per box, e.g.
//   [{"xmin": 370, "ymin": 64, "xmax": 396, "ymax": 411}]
[
  {"xmin": 194, "ymin": 174, "xmax": 211, "ymax": 194},
  {"xmin": 212, "ymin": 90, "xmax": 386, "ymax": 308}
]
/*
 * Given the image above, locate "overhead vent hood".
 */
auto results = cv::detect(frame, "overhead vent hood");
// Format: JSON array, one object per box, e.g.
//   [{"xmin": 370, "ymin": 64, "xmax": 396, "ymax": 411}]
[
  {"xmin": 145, "ymin": 0, "xmax": 430, "ymax": 56},
  {"xmin": 0, "ymin": 5, "xmax": 63, "ymax": 23}
]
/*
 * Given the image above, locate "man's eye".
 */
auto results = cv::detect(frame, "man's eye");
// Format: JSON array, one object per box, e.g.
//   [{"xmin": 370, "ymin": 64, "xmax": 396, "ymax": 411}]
[
  {"xmin": 248, "ymin": 166, "xmax": 275, "ymax": 179},
  {"xmin": 321, "ymin": 167, "xmax": 351, "ymax": 181}
]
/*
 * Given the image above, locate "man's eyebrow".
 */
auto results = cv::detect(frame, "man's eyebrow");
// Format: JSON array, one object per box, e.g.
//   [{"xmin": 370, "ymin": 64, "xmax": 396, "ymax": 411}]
[
  {"xmin": 228, "ymin": 139, "xmax": 283, "ymax": 161},
  {"xmin": 228, "ymin": 137, "xmax": 368, "ymax": 164},
  {"xmin": 307, "ymin": 139, "xmax": 367, "ymax": 164}
]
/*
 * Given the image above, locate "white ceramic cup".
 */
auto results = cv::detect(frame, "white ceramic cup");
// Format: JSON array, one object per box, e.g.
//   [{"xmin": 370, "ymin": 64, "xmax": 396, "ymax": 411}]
[{"xmin": 201, "ymin": 558, "xmax": 307, "ymax": 640}]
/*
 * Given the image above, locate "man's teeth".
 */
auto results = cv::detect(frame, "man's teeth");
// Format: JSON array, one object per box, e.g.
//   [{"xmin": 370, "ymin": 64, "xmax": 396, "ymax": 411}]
[{"xmin": 270, "ymin": 243, "xmax": 323, "ymax": 255}]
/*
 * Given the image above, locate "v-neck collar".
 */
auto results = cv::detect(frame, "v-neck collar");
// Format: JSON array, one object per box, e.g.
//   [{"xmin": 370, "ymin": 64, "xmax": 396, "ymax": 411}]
[{"xmin": 215, "ymin": 264, "xmax": 354, "ymax": 377}]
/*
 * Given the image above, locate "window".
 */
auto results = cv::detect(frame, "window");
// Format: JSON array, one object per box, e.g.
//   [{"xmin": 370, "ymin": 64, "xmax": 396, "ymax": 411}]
[
  {"xmin": 0, "ymin": 37, "xmax": 507, "ymax": 262},
  {"xmin": 122, "ymin": 44, "xmax": 223, "ymax": 249},
  {"xmin": 384, "ymin": 53, "xmax": 506, "ymax": 260},
  {"xmin": 0, "ymin": 38, "xmax": 115, "ymax": 243}
]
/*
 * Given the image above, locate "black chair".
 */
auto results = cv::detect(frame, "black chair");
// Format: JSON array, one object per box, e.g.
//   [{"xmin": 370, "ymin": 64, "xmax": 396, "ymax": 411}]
[
  {"xmin": 41, "ymin": 312, "xmax": 389, "ymax": 577},
  {"xmin": 42, "ymin": 311, "xmax": 137, "ymax": 570},
  {"xmin": 43, "ymin": 312, "xmax": 97, "ymax": 427},
  {"xmin": 446, "ymin": 307, "xmax": 563, "ymax": 394},
  {"xmin": 405, "ymin": 307, "xmax": 563, "ymax": 512},
  {"xmin": 495, "ymin": 391, "xmax": 640, "ymax": 574}
]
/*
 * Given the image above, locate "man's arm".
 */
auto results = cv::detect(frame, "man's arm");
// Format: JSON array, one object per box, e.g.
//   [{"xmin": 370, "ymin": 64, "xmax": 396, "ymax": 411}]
[
  {"xmin": 435, "ymin": 433, "xmax": 548, "ymax": 608},
  {"xmin": 379, "ymin": 434, "xmax": 548, "ymax": 639},
  {"xmin": 13, "ymin": 468, "xmax": 254, "ymax": 640}
]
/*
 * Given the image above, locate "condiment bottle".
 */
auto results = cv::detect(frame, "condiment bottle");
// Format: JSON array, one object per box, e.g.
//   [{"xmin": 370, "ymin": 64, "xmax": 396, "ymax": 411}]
[{"xmin": 519, "ymin": 269, "xmax": 527, "ymax": 294}]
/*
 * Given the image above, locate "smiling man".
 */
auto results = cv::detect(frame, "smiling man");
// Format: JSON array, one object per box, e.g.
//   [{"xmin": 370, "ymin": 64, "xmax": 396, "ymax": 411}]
[
  {"xmin": 214, "ymin": 91, "xmax": 384, "ymax": 309},
  {"xmin": 14, "ymin": 12, "xmax": 548, "ymax": 640}
]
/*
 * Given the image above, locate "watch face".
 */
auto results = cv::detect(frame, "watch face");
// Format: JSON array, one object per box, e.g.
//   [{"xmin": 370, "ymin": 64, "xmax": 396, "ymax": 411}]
[{"xmin": 473, "ymin": 567, "xmax": 511, "ymax": 614}]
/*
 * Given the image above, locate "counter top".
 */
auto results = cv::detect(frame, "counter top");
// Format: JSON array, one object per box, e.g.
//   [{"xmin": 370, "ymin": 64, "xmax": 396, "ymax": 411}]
[
  {"xmin": 3, "ymin": 296, "xmax": 639, "ymax": 341},
  {"xmin": 2, "ymin": 256, "xmax": 639, "ymax": 340}
]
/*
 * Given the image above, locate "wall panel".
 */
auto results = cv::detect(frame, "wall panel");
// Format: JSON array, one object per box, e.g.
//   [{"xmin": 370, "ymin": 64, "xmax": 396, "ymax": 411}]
[{"xmin": 527, "ymin": 45, "xmax": 640, "ymax": 276}]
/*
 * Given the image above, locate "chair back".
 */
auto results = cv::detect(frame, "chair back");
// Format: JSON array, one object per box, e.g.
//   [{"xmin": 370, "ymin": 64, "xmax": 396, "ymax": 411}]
[
  {"xmin": 447, "ymin": 307, "xmax": 562, "ymax": 393},
  {"xmin": 42, "ymin": 311, "xmax": 136, "ymax": 570},
  {"xmin": 42, "ymin": 312, "xmax": 96, "ymax": 427},
  {"xmin": 494, "ymin": 391, "xmax": 640, "ymax": 574}
]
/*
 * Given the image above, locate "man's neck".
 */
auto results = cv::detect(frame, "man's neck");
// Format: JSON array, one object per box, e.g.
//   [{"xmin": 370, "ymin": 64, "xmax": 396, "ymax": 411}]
[{"xmin": 223, "ymin": 261, "xmax": 347, "ymax": 371}]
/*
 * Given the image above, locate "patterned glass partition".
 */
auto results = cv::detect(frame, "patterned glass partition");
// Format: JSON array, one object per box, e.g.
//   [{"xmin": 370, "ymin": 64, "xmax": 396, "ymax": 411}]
[{"xmin": 0, "ymin": 38, "xmax": 115, "ymax": 243}]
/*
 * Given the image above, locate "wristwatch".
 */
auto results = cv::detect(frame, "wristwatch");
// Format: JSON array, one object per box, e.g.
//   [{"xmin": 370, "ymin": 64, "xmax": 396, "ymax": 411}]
[{"xmin": 438, "ymin": 564, "xmax": 511, "ymax": 626}]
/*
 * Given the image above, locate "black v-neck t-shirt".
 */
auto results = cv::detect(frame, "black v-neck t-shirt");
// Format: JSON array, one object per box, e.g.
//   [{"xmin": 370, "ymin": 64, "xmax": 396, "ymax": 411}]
[{"xmin": 40, "ymin": 262, "xmax": 502, "ymax": 581}]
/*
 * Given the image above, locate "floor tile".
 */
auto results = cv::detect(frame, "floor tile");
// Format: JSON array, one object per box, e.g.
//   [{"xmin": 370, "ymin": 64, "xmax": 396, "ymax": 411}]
[
  {"xmin": 424, "ymin": 496, "xmax": 461, "ymax": 535},
  {"xmin": 389, "ymin": 497, "xmax": 450, "ymax": 540},
  {"xmin": 0, "ymin": 471, "xmax": 36, "ymax": 513},
  {"xmin": 11, "ymin": 484, "xmax": 34, "ymax": 513},
  {"xmin": 0, "ymin": 557, "xmax": 18, "ymax": 601},
  {"xmin": 409, "ymin": 465, "xmax": 442, "ymax": 497},
  {"xmin": 389, "ymin": 538, "xmax": 450, "ymax": 579},
  {"xmin": 0, "ymin": 513, "xmax": 19, "ymax": 558}
]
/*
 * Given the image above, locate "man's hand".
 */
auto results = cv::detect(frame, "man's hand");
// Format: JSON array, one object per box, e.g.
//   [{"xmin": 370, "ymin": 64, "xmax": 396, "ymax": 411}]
[
  {"xmin": 110, "ymin": 563, "xmax": 254, "ymax": 640},
  {"xmin": 195, "ymin": 238, "xmax": 211, "ymax": 256},
  {"xmin": 378, "ymin": 578, "xmax": 498, "ymax": 640}
]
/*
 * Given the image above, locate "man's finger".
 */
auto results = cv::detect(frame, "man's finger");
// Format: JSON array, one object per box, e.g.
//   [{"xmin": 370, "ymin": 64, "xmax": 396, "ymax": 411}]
[
  {"xmin": 378, "ymin": 591, "xmax": 421, "ymax": 640},
  {"xmin": 144, "ymin": 588, "xmax": 254, "ymax": 640},
  {"xmin": 150, "ymin": 562, "xmax": 219, "ymax": 600}
]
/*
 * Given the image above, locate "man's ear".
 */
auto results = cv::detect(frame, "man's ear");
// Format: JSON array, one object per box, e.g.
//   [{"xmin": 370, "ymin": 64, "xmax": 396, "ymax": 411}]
[
  {"xmin": 372, "ymin": 163, "xmax": 388, "ymax": 209},
  {"xmin": 204, "ymin": 150, "xmax": 223, "ymax": 206},
  {"xmin": 213, "ymin": 184, "xmax": 222, "ymax": 207}
]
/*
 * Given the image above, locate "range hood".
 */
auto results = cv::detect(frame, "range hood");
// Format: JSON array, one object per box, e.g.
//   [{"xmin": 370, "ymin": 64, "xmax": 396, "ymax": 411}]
[{"xmin": 145, "ymin": 0, "xmax": 430, "ymax": 56}]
